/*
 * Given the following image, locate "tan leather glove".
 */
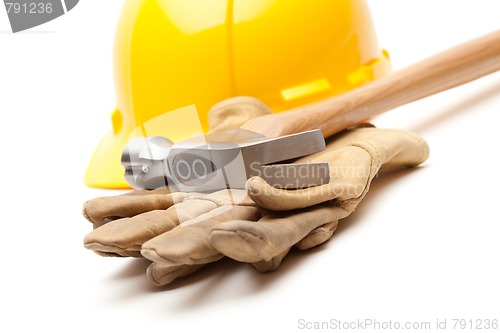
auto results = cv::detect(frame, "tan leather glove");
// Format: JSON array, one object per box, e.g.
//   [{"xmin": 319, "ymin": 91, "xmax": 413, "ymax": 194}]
[
  {"xmin": 83, "ymin": 96, "xmax": 429, "ymax": 284},
  {"xmin": 209, "ymin": 126, "xmax": 429, "ymax": 263},
  {"xmin": 83, "ymin": 168, "xmax": 343, "ymax": 286},
  {"xmin": 84, "ymin": 189, "xmax": 266, "ymax": 285},
  {"xmin": 83, "ymin": 97, "xmax": 294, "ymax": 285},
  {"xmin": 83, "ymin": 123, "xmax": 428, "ymax": 286}
]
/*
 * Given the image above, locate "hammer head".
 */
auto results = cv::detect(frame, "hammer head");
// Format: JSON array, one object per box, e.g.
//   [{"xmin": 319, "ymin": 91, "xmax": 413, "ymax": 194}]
[{"xmin": 122, "ymin": 129, "xmax": 329, "ymax": 192}]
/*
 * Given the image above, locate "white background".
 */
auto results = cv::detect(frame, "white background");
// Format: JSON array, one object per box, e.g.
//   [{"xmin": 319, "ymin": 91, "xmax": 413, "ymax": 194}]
[{"xmin": 1, "ymin": 1, "xmax": 499, "ymax": 332}]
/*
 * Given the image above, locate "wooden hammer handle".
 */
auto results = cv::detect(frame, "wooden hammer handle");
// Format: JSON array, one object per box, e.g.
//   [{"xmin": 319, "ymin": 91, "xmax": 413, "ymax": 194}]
[{"xmin": 242, "ymin": 30, "xmax": 500, "ymax": 138}]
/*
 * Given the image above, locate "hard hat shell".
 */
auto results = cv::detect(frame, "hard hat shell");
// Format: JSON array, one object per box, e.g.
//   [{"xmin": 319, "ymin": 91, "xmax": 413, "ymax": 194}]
[{"xmin": 85, "ymin": 0, "xmax": 391, "ymax": 188}]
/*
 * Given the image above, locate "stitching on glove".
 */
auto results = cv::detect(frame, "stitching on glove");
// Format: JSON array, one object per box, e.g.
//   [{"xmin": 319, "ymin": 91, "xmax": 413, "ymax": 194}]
[
  {"xmin": 351, "ymin": 141, "xmax": 382, "ymax": 176},
  {"xmin": 82, "ymin": 202, "xmax": 95, "ymax": 224},
  {"xmin": 181, "ymin": 194, "xmax": 257, "ymax": 208},
  {"xmin": 398, "ymin": 130, "xmax": 430, "ymax": 163},
  {"xmin": 339, "ymin": 142, "xmax": 380, "ymax": 210}
]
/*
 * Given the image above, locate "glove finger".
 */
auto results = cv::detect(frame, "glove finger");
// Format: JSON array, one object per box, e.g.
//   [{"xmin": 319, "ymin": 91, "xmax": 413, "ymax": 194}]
[
  {"xmin": 83, "ymin": 189, "xmax": 183, "ymax": 228},
  {"xmin": 250, "ymin": 248, "xmax": 290, "ymax": 272},
  {"xmin": 247, "ymin": 128, "xmax": 429, "ymax": 211},
  {"xmin": 250, "ymin": 221, "xmax": 338, "ymax": 272},
  {"xmin": 246, "ymin": 146, "xmax": 371, "ymax": 211},
  {"xmin": 336, "ymin": 127, "xmax": 430, "ymax": 169},
  {"xmin": 84, "ymin": 198, "xmax": 218, "ymax": 257},
  {"xmin": 207, "ymin": 96, "xmax": 272, "ymax": 133},
  {"xmin": 84, "ymin": 209, "xmax": 181, "ymax": 257},
  {"xmin": 295, "ymin": 221, "xmax": 338, "ymax": 250},
  {"xmin": 146, "ymin": 262, "xmax": 205, "ymax": 287},
  {"xmin": 141, "ymin": 205, "xmax": 261, "ymax": 265},
  {"xmin": 210, "ymin": 204, "xmax": 349, "ymax": 263},
  {"xmin": 250, "ymin": 221, "xmax": 339, "ymax": 272}
]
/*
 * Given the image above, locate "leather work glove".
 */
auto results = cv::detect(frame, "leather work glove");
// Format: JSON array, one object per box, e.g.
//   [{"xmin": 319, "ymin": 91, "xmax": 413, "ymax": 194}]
[
  {"xmin": 209, "ymin": 126, "xmax": 429, "ymax": 264},
  {"xmin": 83, "ymin": 97, "xmax": 287, "ymax": 284},
  {"xmin": 84, "ymin": 188, "xmax": 267, "ymax": 284},
  {"xmin": 82, "ymin": 97, "xmax": 430, "ymax": 286}
]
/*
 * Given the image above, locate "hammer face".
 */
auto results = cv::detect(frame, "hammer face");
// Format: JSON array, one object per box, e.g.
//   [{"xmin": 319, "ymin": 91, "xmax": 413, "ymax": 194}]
[{"xmin": 122, "ymin": 129, "xmax": 329, "ymax": 192}]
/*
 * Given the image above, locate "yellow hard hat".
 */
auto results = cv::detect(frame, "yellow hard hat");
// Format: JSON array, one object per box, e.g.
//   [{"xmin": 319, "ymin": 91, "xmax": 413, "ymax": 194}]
[{"xmin": 85, "ymin": 0, "xmax": 391, "ymax": 189}]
